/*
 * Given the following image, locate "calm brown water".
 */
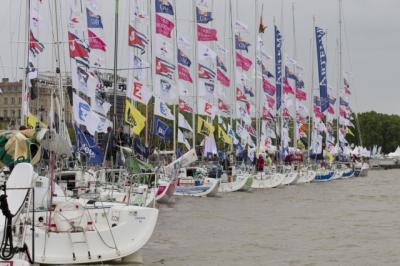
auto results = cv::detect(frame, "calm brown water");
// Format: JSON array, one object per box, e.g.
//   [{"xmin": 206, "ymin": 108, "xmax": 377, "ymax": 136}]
[{"xmin": 142, "ymin": 170, "xmax": 400, "ymax": 266}]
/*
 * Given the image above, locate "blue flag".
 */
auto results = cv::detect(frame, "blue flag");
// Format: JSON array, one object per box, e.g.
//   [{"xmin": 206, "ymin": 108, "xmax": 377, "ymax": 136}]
[
  {"xmin": 315, "ymin": 27, "xmax": 329, "ymax": 112},
  {"xmin": 196, "ymin": 7, "xmax": 213, "ymax": 24},
  {"xmin": 339, "ymin": 97, "xmax": 349, "ymax": 107},
  {"xmin": 86, "ymin": 8, "xmax": 103, "ymax": 29},
  {"xmin": 133, "ymin": 139, "xmax": 150, "ymax": 159},
  {"xmin": 155, "ymin": 0, "xmax": 174, "ymax": 15},
  {"xmin": 75, "ymin": 127, "xmax": 104, "ymax": 165},
  {"xmin": 152, "ymin": 116, "xmax": 173, "ymax": 140},
  {"xmin": 274, "ymin": 25, "xmax": 282, "ymax": 110},
  {"xmin": 178, "ymin": 49, "xmax": 191, "ymax": 67},
  {"xmin": 235, "ymin": 35, "xmax": 251, "ymax": 52}
]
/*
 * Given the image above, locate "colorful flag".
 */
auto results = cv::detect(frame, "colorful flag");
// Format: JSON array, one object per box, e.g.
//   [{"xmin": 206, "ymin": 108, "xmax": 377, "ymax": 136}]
[
  {"xmin": 155, "ymin": 57, "xmax": 175, "ymax": 80},
  {"xmin": 218, "ymin": 126, "xmax": 232, "ymax": 145},
  {"xmin": 178, "ymin": 64, "xmax": 193, "ymax": 83},
  {"xmin": 177, "ymin": 49, "xmax": 192, "ymax": 67},
  {"xmin": 216, "ymin": 56, "xmax": 227, "ymax": 72},
  {"xmin": 218, "ymin": 99, "xmax": 230, "ymax": 114},
  {"xmin": 274, "ymin": 25, "xmax": 282, "ymax": 110},
  {"xmin": 296, "ymin": 88, "xmax": 307, "ymax": 100},
  {"xmin": 128, "ymin": 25, "xmax": 149, "ymax": 54},
  {"xmin": 197, "ymin": 25, "xmax": 218, "ymax": 41},
  {"xmin": 236, "ymin": 88, "xmax": 247, "ymax": 101},
  {"xmin": 283, "ymin": 80, "xmax": 294, "ymax": 94},
  {"xmin": 178, "ymin": 113, "xmax": 193, "ymax": 132},
  {"xmin": 26, "ymin": 112, "xmax": 47, "ymax": 129},
  {"xmin": 235, "ymin": 35, "xmax": 251, "ymax": 52},
  {"xmin": 74, "ymin": 127, "xmax": 103, "ymax": 165},
  {"xmin": 68, "ymin": 32, "xmax": 90, "ymax": 67},
  {"xmin": 155, "ymin": 0, "xmax": 174, "ymax": 15},
  {"xmin": 266, "ymin": 95, "xmax": 275, "ymax": 109},
  {"xmin": 154, "ymin": 97, "xmax": 175, "ymax": 120},
  {"xmin": 127, "ymin": 80, "xmax": 152, "ymax": 105},
  {"xmin": 235, "ymin": 20, "xmax": 249, "ymax": 33},
  {"xmin": 178, "ymin": 98, "xmax": 193, "ymax": 112},
  {"xmin": 263, "ymin": 78, "xmax": 276, "ymax": 95},
  {"xmin": 197, "ymin": 116, "xmax": 215, "ymax": 136},
  {"xmin": 156, "ymin": 14, "xmax": 175, "ymax": 38},
  {"xmin": 178, "ymin": 129, "xmax": 191, "ymax": 150},
  {"xmin": 236, "ymin": 52, "xmax": 253, "ymax": 71},
  {"xmin": 217, "ymin": 69, "xmax": 230, "ymax": 87},
  {"xmin": 29, "ymin": 31, "xmax": 44, "ymax": 57},
  {"xmin": 198, "ymin": 98, "xmax": 214, "ymax": 118},
  {"xmin": 88, "ymin": 30, "xmax": 107, "ymax": 51},
  {"xmin": 153, "ymin": 116, "xmax": 172, "ymax": 140},
  {"xmin": 315, "ymin": 27, "xmax": 328, "ymax": 112},
  {"xmin": 125, "ymin": 99, "xmax": 146, "ymax": 135},
  {"xmin": 196, "ymin": 6, "xmax": 213, "ymax": 24},
  {"xmin": 198, "ymin": 64, "xmax": 215, "ymax": 80},
  {"xmin": 86, "ymin": 8, "xmax": 103, "ymax": 28},
  {"xmin": 340, "ymin": 97, "xmax": 349, "ymax": 107}
]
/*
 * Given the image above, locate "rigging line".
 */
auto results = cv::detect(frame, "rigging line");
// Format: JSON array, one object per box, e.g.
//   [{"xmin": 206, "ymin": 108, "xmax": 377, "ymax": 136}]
[{"xmin": 14, "ymin": 0, "xmax": 24, "ymax": 80}]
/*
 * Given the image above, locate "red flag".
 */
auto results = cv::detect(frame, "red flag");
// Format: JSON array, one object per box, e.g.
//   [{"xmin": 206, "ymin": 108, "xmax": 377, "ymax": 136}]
[
  {"xmin": 314, "ymin": 106, "xmax": 324, "ymax": 119},
  {"xmin": 263, "ymin": 78, "xmax": 276, "ymax": 95},
  {"xmin": 339, "ymin": 107, "xmax": 347, "ymax": 117},
  {"xmin": 179, "ymin": 98, "xmax": 193, "ymax": 112},
  {"xmin": 197, "ymin": 24, "xmax": 218, "ymax": 41},
  {"xmin": 296, "ymin": 88, "xmax": 307, "ymax": 100},
  {"xmin": 156, "ymin": 14, "xmax": 175, "ymax": 38},
  {"xmin": 266, "ymin": 96, "xmax": 275, "ymax": 109},
  {"xmin": 236, "ymin": 52, "xmax": 252, "ymax": 71},
  {"xmin": 327, "ymin": 105, "xmax": 335, "ymax": 114},
  {"xmin": 198, "ymin": 64, "xmax": 215, "ymax": 80},
  {"xmin": 218, "ymin": 99, "xmax": 230, "ymax": 113},
  {"xmin": 155, "ymin": 57, "xmax": 175, "ymax": 79},
  {"xmin": 283, "ymin": 80, "xmax": 294, "ymax": 94},
  {"xmin": 88, "ymin": 30, "xmax": 107, "ymax": 51},
  {"xmin": 236, "ymin": 88, "xmax": 247, "ymax": 101},
  {"xmin": 178, "ymin": 65, "xmax": 193, "ymax": 83},
  {"xmin": 217, "ymin": 69, "xmax": 230, "ymax": 87},
  {"xmin": 68, "ymin": 32, "xmax": 89, "ymax": 59}
]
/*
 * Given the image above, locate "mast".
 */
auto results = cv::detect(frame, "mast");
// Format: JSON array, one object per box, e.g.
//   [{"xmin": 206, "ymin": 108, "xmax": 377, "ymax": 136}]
[
  {"xmin": 229, "ymin": 0, "xmax": 236, "ymax": 152},
  {"xmin": 291, "ymin": 2, "xmax": 297, "ymax": 149},
  {"xmin": 192, "ymin": 0, "xmax": 198, "ymax": 149},
  {"xmin": 21, "ymin": 0, "xmax": 31, "ymax": 126},
  {"xmin": 113, "ymin": 0, "xmax": 119, "ymax": 133},
  {"xmin": 337, "ymin": 0, "xmax": 343, "ymax": 149},
  {"xmin": 172, "ymin": 0, "xmax": 178, "ymax": 155},
  {"xmin": 254, "ymin": 0, "xmax": 259, "ymax": 151}
]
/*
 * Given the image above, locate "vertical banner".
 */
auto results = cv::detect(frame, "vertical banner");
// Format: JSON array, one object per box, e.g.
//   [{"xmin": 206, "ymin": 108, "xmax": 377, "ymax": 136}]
[
  {"xmin": 274, "ymin": 25, "xmax": 282, "ymax": 111},
  {"xmin": 315, "ymin": 27, "xmax": 328, "ymax": 112}
]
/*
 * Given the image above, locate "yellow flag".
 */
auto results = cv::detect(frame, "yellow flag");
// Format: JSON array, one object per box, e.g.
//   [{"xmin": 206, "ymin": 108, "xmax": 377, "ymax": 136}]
[
  {"xmin": 218, "ymin": 126, "xmax": 232, "ymax": 145},
  {"xmin": 125, "ymin": 100, "xmax": 146, "ymax": 135},
  {"xmin": 197, "ymin": 116, "xmax": 214, "ymax": 136},
  {"xmin": 346, "ymin": 127, "xmax": 354, "ymax": 137},
  {"xmin": 26, "ymin": 113, "xmax": 47, "ymax": 129}
]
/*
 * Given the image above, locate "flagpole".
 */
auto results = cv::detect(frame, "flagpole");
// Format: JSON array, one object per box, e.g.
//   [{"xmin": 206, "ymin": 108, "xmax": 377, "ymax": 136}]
[
  {"xmin": 172, "ymin": 0, "xmax": 179, "ymax": 156},
  {"xmin": 254, "ymin": 0, "xmax": 259, "ymax": 152},
  {"xmin": 337, "ymin": 0, "xmax": 343, "ymax": 151},
  {"xmin": 229, "ymin": 0, "xmax": 236, "ymax": 153},
  {"xmin": 21, "ymin": 0, "xmax": 31, "ymax": 126},
  {"xmin": 113, "ymin": 0, "xmax": 120, "ymax": 134},
  {"xmin": 291, "ymin": 2, "xmax": 298, "ymax": 149},
  {"xmin": 192, "ymin": 0, "xmax": 198, "ymax": 150}
]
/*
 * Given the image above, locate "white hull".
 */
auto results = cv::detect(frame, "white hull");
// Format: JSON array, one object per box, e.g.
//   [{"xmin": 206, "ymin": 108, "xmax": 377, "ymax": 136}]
[
  {"xmin": 218, "ymin": 175, "xmax": 252, "ymax": 193},
  {"xmin": 295, "ymin": 170, "xmax": 316, "ymax": 184},
  {"xmin": 251, "ymin": 172, "xmax": 285, "ymax": 189},
  {"xmin": 280, "ymin": 172, "xmax": 299, "ymax": 186},
  {"xmin": 23, "ymin": 205, "xmax": 158, "ymax": 264},
  {"xmin": 174, "ymin": 178, "xmax": 219, "ymax": 197}
]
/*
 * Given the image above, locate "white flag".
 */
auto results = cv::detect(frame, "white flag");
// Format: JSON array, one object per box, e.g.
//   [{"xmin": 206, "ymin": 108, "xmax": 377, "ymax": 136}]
[
  {"xmin": 154, "ymin": 97, "xmax": 175, "ymax": 120},
  {"xmin": 127, "ymin": 79, "xmax": 153, "ymax": 105},
  {"xmin": 216, "ymin": 43, "xmax": 228, "ymax": 55},
  {"xmin": 178, "ymin": 35, "xmax": 191, "ymax": 50},
  {"xmin": 73, "ymin": 93, "xmax": 92, "ymax": 126},
  {"xmin": 178, "ymin": 129, "xmax": 191, "ymax": 150},
  {"xmin": 198, "ymin": 98, "xmax": 216, "ymax": 118},
  {"xmin": 155, "ymin": 36, "xmax": 174, "ymax": 62},
  {"xmin": 87, "ymin": 111, "xmax": 112, "ymax": 135},
  {"xmin": 198, "ymin": 43, "xmax": 216, "ymax": 62},
  {"xmin": 235, "ymin": 20, "xmax": 249, "ymax": 33},
  {"xmin": 178, "ymin": 113, "xmax": 193, "ymax": 132}
]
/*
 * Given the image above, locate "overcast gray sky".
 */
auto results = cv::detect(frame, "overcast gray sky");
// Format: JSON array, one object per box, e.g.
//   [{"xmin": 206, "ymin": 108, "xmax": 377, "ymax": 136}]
[{"xmin": 1, "ymin": 0, "xmax": 399, "ymax": 115}]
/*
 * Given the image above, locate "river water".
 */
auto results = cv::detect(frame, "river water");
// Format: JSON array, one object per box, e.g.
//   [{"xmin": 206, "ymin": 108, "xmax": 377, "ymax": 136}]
[{"xmin": 141, "ymin": 170, "xmax": 400, "ymax": 266}]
